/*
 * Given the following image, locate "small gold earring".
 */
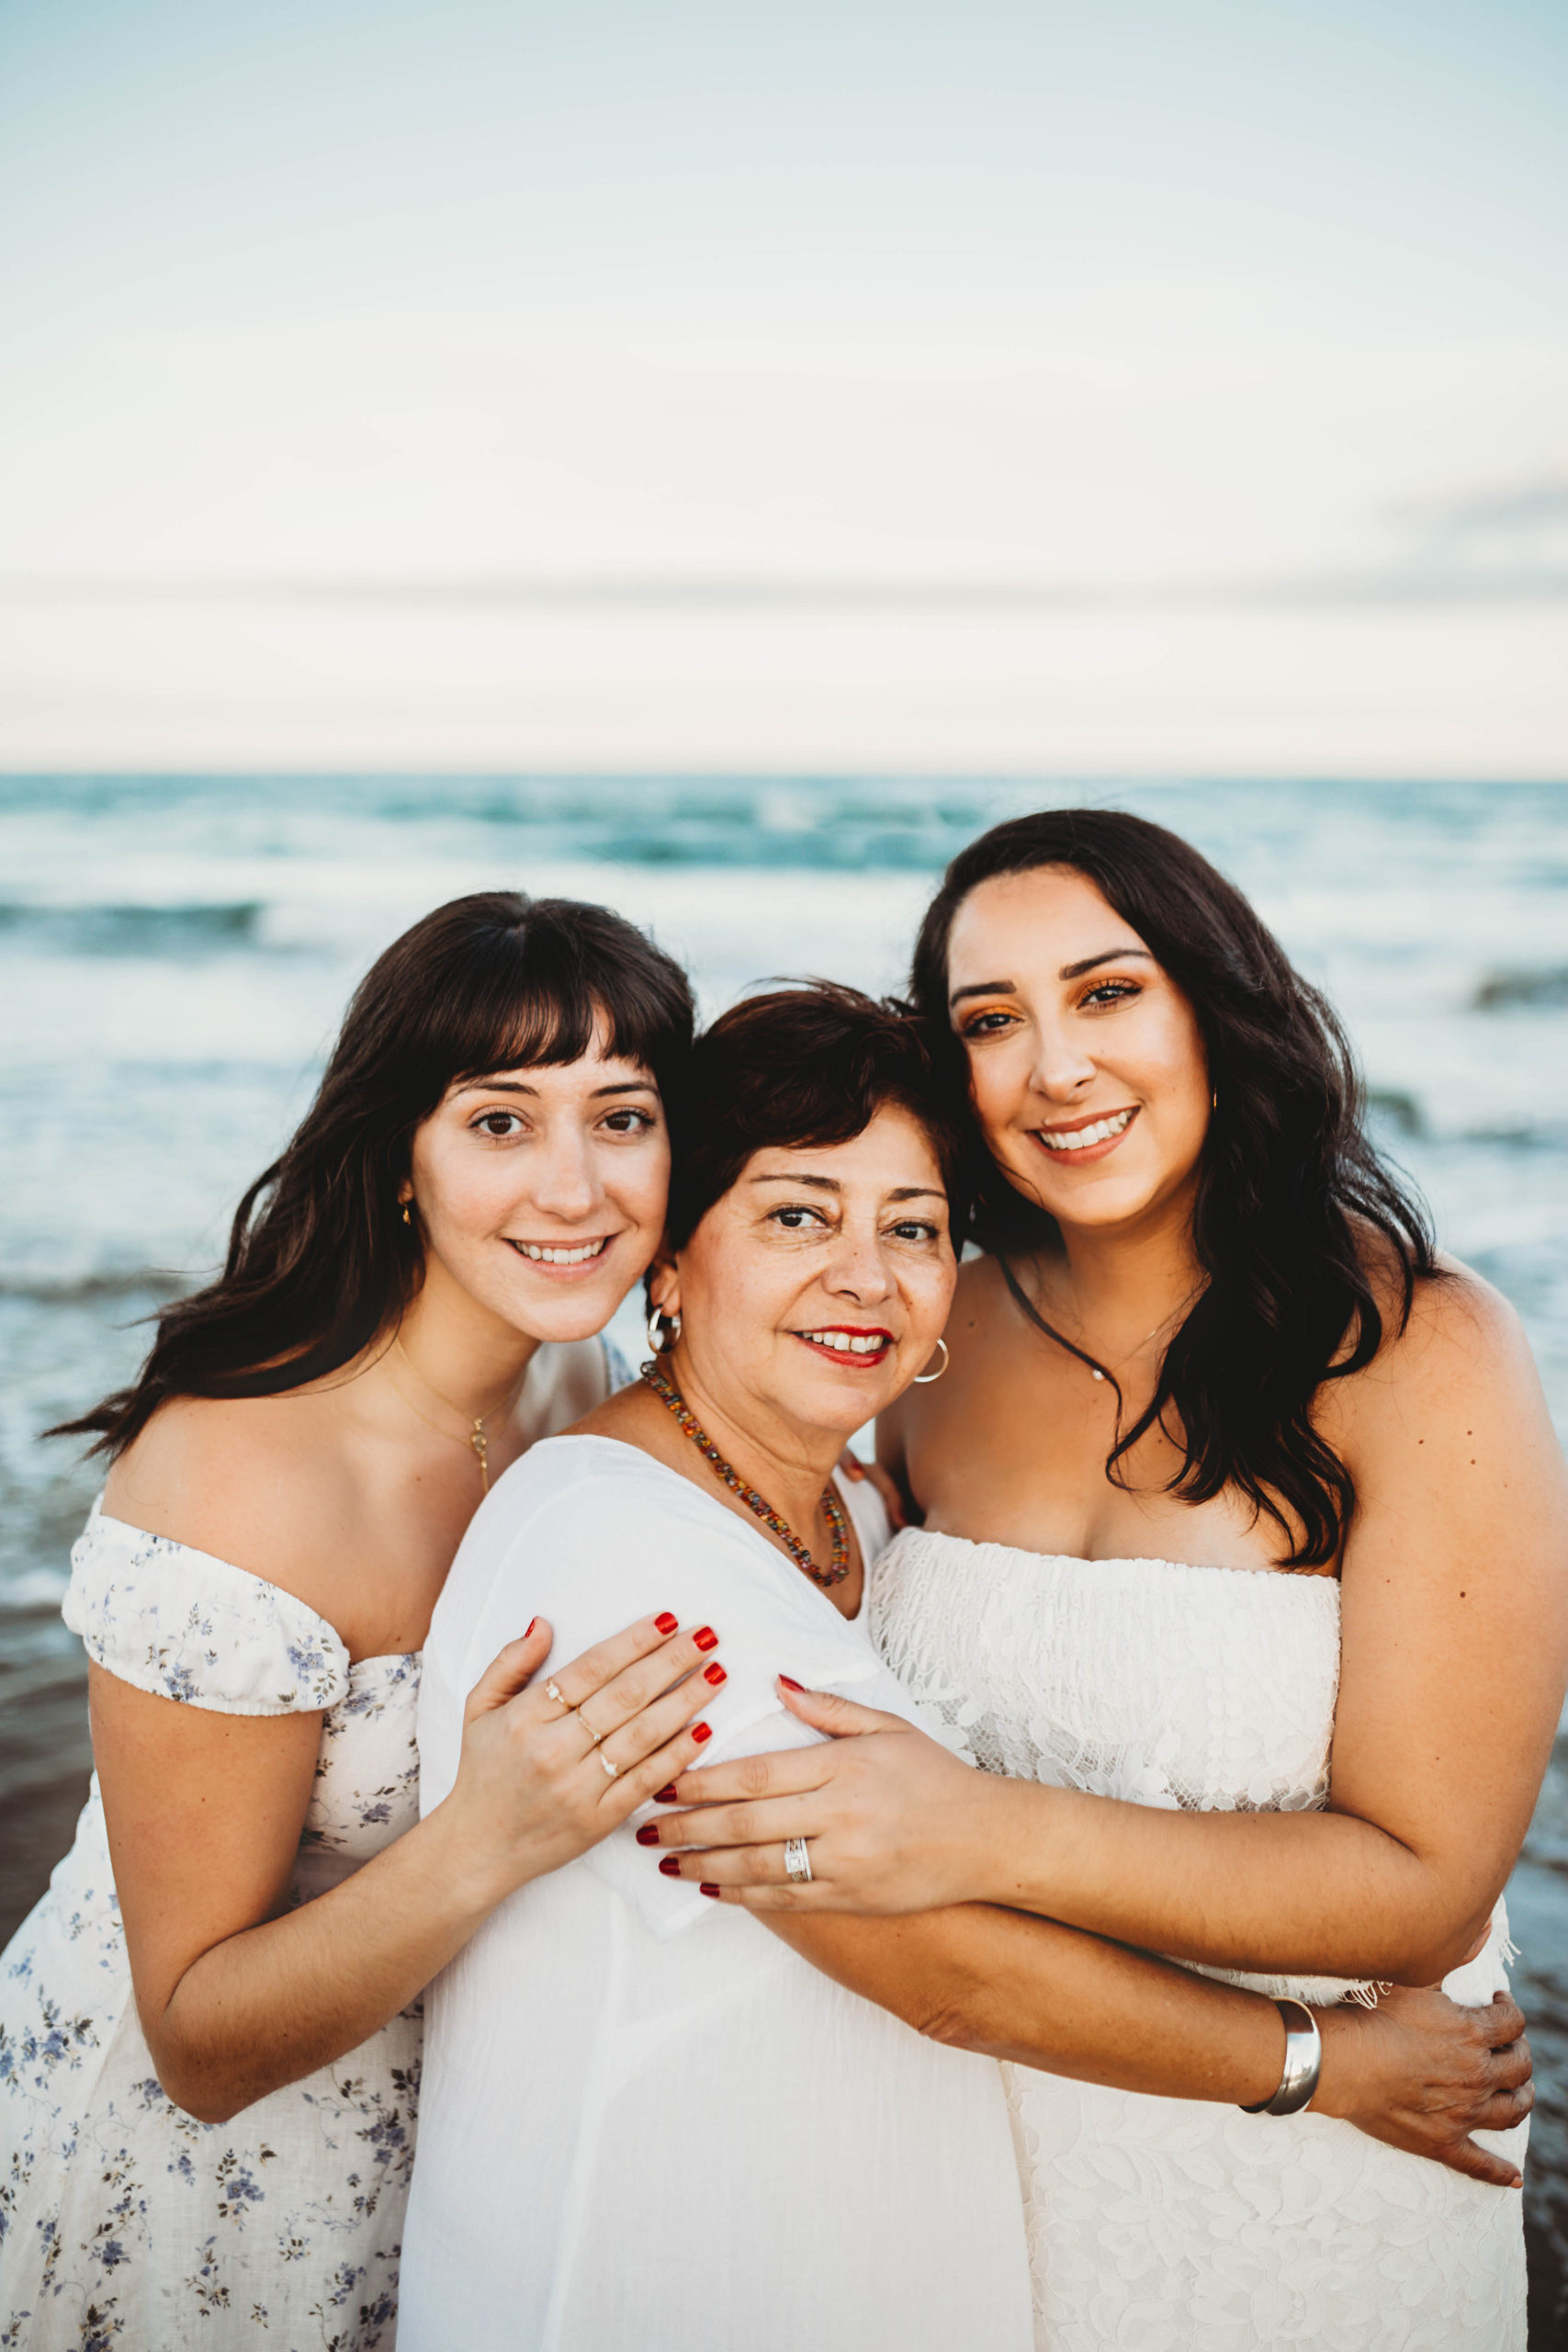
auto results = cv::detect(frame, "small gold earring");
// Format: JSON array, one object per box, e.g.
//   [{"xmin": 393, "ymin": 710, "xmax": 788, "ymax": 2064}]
[
  {"xmin": 400, "ymin": 1201, "xmax": 412, "ymax": 1227},
  {"xmin": 1211, "ymin": 1091, "xmax": 1218, "ymax": 1110}
]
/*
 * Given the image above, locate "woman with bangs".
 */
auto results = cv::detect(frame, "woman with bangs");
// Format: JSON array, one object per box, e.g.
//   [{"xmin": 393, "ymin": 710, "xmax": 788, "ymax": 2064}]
[
  {"xmin": 641, "ymin": 817, "xmax": 1567, "ymax": 2351},
  {"xmin": 1, "ymin": 892, "xmax": 728, "ymax": 2351}
]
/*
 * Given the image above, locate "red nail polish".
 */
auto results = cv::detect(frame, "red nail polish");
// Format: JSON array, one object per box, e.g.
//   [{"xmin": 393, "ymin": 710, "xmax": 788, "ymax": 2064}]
[
  {"xmin": 655, "ymin": 1611, "xmax": 679, "ymax": 1635},
  {"xmin": 778, "ymin": 1674, "xmax": 806, "ymax": 1692},
  {"xmin": 653, "ymin": 1783, "xmax": 680, "ymax": 1803},
  {"xmin": 525, "ymin": 1618, "xmax": 538, "ymax": 1639},
  {"xmin": 636, "ymin": 1824, "xmax": 661, "ymax": 1846},
  {"xmin": 694, "ymin": 1626, "xmax": 718, "ymax": 1652},
  {"xmin": 691, "ymin": 1722, "xmax": 712, "ymax": 1745},
  {"xmin": 660, "ymin": 1855, "xmax": 682, "ymax": 1877},
  {"xmin": 703, "ymin": 1661, "xmax": 727, "ymax": 1686},
  {"xmin": 700, "ymin": 1883, "xmax": 721, "ymax": 1899}
]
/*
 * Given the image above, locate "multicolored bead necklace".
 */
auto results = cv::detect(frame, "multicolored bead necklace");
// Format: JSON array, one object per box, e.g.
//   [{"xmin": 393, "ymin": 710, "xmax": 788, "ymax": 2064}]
[{"xmin": 639, "ymin": 1359, "xmax": 851, "ymax": 1588}]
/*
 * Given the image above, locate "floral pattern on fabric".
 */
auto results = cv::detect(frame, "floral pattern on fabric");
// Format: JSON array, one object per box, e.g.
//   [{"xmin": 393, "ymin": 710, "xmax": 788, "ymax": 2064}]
[{"xmin": 1, "ymin": 1506, "xmax": 423, "ymax": 2352}]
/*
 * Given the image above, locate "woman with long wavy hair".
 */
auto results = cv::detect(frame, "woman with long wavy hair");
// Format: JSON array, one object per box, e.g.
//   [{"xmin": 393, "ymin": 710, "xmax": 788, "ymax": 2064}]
[
  {"xmin": 0, "ymin": 892, "xmax": 728, "ymax": 2352},
  {"xmin": 641, "ymin": 812, "xmax": 1568, "ymax": 2351}
]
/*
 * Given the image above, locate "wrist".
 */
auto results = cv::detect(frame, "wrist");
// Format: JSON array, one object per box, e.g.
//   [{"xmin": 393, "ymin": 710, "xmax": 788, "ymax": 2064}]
[
  {"xmin": 417, "ymin": 1794, "xmax": 519, "ymax": 1924},
  {"xmin": 974, "ymin": 1774, "xmax": 1059, "ymax": 1908},
  {"xmin": 1307, "ymin": 2002, "xmax": 1365, "ymax": 2120}
]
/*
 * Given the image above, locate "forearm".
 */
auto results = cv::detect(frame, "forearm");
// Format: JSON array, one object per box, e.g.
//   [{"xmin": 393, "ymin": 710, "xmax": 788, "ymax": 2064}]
[
  {"xmin": 964, "ymin": 1777, "xmax": 1491, "ymax": 1984},
  {"xmin": 151, "ymin": 1803, "xmax": 502, "ymax": 2121},
  {"xmin": 769, "ymin": 1901, "xmax": 1302, "ymax": 2104}
]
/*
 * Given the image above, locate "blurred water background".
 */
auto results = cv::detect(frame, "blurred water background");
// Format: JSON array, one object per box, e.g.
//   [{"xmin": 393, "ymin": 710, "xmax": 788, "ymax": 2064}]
[{"xmin": 3, "ymin": 772, "xmax": 1565, "ymax": 2327}]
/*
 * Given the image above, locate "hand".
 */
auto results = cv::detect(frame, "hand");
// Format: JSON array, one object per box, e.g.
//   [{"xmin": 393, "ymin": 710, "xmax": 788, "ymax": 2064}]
[
  {"xmin": 837, "ymin": 1450, "xmax": 908, "ymax": 1532},
  {"xmin": 642, "ymin": 1679, "xmax": 996, "ymax": 1911},
  {"xmin": 438, "ymin": 1611, "xmax": 724, "ymax": 1905},
  {"xmin": 1314, "ymin": 1984, "xmax": 1533, "ymax": 2188}
]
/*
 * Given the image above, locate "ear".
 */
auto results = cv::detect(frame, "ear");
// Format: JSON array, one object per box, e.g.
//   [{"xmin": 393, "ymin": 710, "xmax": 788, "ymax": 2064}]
[{"xmin": 646, "ymin": 1244, "xmax": 682, "ymax": 1320}]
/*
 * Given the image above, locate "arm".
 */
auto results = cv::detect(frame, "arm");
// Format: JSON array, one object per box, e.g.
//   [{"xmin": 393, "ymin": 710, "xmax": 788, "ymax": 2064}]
[
  {"xmin": 96, "ymin": 1613, "xmax": 721, "ymax": 2123},
  {"xmin": 761, "ymin": 1903, "xmax": 1532, "ymax": 2188},
  {"xmin": 659, "ymin": 1274, "xmax": 1568, "ymax": 1983}
]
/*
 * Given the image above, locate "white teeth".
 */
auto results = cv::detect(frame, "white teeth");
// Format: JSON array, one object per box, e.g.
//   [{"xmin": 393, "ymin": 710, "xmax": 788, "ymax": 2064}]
[
  {"xmin": 1039, "ymin": 1110, "xmax": 1134, "ymax": 1153},
  {"xmin": 516, "ymin": 1239, "xmax": 607, "ymax": 1264},
  {"xmin": 802, "ymin": 1330, "xmax": 886, "ymax": 1354}
]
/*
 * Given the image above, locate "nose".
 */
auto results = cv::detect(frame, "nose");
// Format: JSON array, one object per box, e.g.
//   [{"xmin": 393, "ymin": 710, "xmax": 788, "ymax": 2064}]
[
  {"xmin": 821, "ymin": 1221, "xmax": 896, "ymax": 1307},
  {"xmin": 1028, "ymin": 1012, "xmax": 1098, "ymax": 1102},
  {"xmin": 525, "ymin": 1129, "xmax": 601, "ymax": 1225}
]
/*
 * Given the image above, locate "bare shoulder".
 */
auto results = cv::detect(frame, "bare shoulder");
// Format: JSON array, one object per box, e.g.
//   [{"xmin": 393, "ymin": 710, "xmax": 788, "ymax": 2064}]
[{"xmin": 103, "ymin": 1389, "xmax": 360, "ymax": 1623}]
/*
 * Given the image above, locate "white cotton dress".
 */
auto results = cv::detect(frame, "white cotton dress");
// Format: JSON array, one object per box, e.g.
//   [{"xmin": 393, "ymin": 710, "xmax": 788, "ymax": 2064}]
[
  {"xmin": 400, "ymin": 1436, "xmax": 1035, "ymax": 2352},
  {"xmin": 0, "ymin": 1504, "xmax": 422, "ymax": 2352},
  {"xmin": 868, "ymin": 1529, "xmax": 1529, "ymax": 2352}
]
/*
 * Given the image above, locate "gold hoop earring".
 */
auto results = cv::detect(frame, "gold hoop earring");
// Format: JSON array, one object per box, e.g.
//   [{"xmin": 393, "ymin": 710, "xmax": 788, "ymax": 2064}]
[
  {"xmin": 646, "ymin": 1304, "xmax": 682, "ymax": 1355},
  {"xmin": 913, "ymin": 1336, "xmax": 950, "ymax": 1385}
]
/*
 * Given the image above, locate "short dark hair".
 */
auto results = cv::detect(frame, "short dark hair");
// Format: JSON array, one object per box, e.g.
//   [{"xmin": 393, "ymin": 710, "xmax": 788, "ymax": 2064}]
[
  {"xmin": 56, "ymin": 892, "xmax": 694, "ymax": 1456},
  {"xmin": 666, "ymin": 982, "xmax": 968, "ymax": 1250}
]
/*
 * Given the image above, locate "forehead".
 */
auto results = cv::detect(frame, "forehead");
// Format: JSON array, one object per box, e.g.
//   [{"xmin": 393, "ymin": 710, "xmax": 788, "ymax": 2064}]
[
  {"xmin": 947, "ymin": 865, "xmax": 1147, "ymax": 975},
  {"xmin": 741, "ymin": 1103, "xmax": 945, "ymax": 1192}
]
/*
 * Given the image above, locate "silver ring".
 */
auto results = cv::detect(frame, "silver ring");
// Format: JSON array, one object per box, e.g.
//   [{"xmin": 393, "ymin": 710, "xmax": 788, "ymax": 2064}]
[
  {"xmin": 784, "ymin": 1837, "xmax": 813, "ymax": 1884},
  {"xmin": 598, "ymin": 1750, "xmax": 618, "ymax": 1779},
  {"xmin": 544, "ymin": 1679, "xmax": 571, "ymax": 1712}
]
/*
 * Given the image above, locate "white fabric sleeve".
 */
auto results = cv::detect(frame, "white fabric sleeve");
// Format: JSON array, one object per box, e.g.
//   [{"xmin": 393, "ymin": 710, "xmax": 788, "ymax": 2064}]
[
  {"xmin": 430, "ymin": 1445, "xmax": 933, "ymax": 1937},
  {"xmin": 63, "ymin": 1501, "xmax": 351, "ymax": 1715}
]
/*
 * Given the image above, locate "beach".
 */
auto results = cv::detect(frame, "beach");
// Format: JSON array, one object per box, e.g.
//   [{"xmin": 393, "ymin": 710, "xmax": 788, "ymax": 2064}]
[{"xmin": 3, "ymin": 772, "xmax": 1564, "ymax": 2331}]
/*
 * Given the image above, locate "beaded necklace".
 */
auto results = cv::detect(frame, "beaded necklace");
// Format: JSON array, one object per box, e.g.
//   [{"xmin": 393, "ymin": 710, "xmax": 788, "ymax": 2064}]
[{"xmin": 639, "ymin": 1359, "xmax": 851, "ymax": 1589}]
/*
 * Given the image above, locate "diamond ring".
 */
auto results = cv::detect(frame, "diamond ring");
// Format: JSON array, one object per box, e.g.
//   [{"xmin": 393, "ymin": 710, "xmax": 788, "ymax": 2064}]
[{"xmin": 784, "ymin": 1837, "xmax": 813, "ymax": 1884}]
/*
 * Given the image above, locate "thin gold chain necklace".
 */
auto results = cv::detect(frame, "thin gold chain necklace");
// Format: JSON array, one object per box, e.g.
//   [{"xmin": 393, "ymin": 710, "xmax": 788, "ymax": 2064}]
[
  {"xmin": 391, "ymin": 1336, "xmax": 516, "ymax": 1492},
  {"xmin": 639, "ymin": 1359, "xmax": 851, "ymax": 1588},
  {"xmin": 1000, "ymin": 1260, "xmax": 1205, "ymax": 1385}
]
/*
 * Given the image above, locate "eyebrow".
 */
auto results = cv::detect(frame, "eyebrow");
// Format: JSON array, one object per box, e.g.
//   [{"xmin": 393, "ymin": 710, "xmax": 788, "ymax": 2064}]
[
  {"xmin": 451, "ymin": 1077, "xmax": 657, "ymax": 1100},
  {"xmin": 948, "ymin": 945, "xmax": 1154, "ymax": 1004},
  {"xmin": 747, "ymin": 1173, "xmax": 946, "ymax": 1203}
]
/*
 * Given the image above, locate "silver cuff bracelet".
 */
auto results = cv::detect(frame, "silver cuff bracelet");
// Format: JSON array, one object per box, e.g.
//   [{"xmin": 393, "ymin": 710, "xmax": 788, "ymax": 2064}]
[{"xmin": 1238, "ymin": 1996, "xmax": 1322, "ymax": 2117}]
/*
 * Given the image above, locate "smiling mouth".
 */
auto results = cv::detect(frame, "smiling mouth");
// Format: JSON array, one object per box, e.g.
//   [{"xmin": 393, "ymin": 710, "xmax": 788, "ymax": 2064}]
[
  {"xmin": 793, "ymin": 1326, "xmax": 895, "ymax": 1363},
  {"xmin": 505, "ymin": 1237, "xmax": 613, "ymax": 1266},
  {"xmin": 1035, "ymin": 1107, "xmax": 1138, "ymax": 1155}
]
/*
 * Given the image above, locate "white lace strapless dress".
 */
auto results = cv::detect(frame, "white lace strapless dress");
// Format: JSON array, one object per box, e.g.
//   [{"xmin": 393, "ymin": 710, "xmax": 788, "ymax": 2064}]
[{"xmin": 868, "ymin": 1531, "xmax": 1529, "ymax": 2352}]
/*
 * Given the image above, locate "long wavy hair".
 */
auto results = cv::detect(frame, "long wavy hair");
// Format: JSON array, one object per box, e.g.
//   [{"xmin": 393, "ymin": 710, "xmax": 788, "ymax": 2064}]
[
  {"xmin": 910, "ymin": 808, "xmax": 1438, "ymax": 1566},
  {"xmin": 56, "ymin": 892, "xmax": 694, "ymax": 1459}
]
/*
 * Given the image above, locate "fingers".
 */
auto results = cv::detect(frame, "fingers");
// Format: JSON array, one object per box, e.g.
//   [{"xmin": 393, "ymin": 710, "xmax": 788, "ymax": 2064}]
[
  {"xmin": 1483, "ymin": 1992, "xmax": 1528, "ymax": 2049},
  {"xmin": 649, "ymin": 1744, "xmax": 836, "ymax": 1812},
  {"xmin": 550, "ymin": 1615, "xmax": 716, "ymax": 1727},
  {"xmin": 774, "ymin": 1681, "xmax": 907, "ymax": 1739},
  {"xmin": 642, "ymin": 1792, "xmax": 822, "ymax": 1851},
  {"xmin": 651, "ymin": 1842, "xmax": 815, "ymax": 1911},
  {"xmin": 603, "ymin": 1712, "xmax": 719, "ymax": 1817},
  {"xmin": 596, "ymin": 1664, "xmax": 728, "ymax": 1788},
  {"xmin": 1485, "ymin": 2034, "xmax": 1533, "ymax": 2093},
  {"xmin": 1429, "ymin": 2133, "xmax": 1523, "ymax": 2190},
  {"xmin": 1472, "ymin": 2084, "xmax": 1535, "ymax": 2133},
  {"xmin": 464, "ymin": 1619, "xmax": 551, "ymax": 1719}
]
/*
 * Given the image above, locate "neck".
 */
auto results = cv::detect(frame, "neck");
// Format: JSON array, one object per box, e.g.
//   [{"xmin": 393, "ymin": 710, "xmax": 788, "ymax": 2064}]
[
  {"xmin": 1052, "ymin": 1183, "xmax": 1202, "ymax": 1337},
  {"xmin": 391, "ymin": 1275, "xmax": 541, "ymax": 1425},
  {"xmin": 658, "ymin": 1347, "xmax": 840, "ymax": 1542}
]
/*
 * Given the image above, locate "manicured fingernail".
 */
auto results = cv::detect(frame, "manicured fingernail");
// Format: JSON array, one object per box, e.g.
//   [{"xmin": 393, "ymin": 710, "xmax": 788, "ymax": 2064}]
[
  {"xmin": 694, "ymin": 1625, "xmax": 718, "ymax": 1652},
  {"xmin": 700, "ymin": 1883, "xmax": 721, "ymax": 1899},
  {"xmin": 703, "ymin": 1661, "xmax": 727, "ymax": 1686},
  {"xmin": 653, "ymin": 1783, "xmax": 680, "ymax": 1803},
  {"xmin": 660, "ymin": 1855, "xmax": 682, "ymax": 1877},
  {"xmin": 524, "ymin": 1619, "xmax": 538, "ymax": 1638},
  {"xmin": 636, "ymin": 1824, "xmax": 661, "ymax": 1846},
  {"xmin": 691, "ymin": 1722, "xmax": 712, "ymax": 1744},
  {"xmin": 778, "ymin": 1674, "xmax": 806, "ymax": 1692},
  {"xmin": 655, "ymin": 1611, "xmax": 679, "ymax": 1635}
]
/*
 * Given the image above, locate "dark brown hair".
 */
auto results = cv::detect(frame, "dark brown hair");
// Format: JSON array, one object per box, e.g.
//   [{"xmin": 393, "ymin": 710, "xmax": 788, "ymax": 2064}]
[
  {"xmin": 56, "ymin": 892, "xmax": 694, "ymax": 1457},
  {"xmin": 665, "ymin": 982, "xmax": 968, "ymax": 1251},
  {"xmin": 910, "ymin": 808, "xmax": 1438, "ymax": 1566}
]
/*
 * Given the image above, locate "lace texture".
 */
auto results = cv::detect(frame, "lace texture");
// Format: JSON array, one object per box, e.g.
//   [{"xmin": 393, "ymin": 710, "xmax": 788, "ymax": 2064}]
[{"xmin": 869, "ymin": 1529, "xmax": 1528, "ymax": 2352}]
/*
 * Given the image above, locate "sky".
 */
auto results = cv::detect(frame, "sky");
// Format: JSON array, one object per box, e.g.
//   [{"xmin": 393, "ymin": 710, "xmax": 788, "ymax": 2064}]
[{"xmin": 1, "ymin": 0, "xmax": 1564, "ymax": 771}]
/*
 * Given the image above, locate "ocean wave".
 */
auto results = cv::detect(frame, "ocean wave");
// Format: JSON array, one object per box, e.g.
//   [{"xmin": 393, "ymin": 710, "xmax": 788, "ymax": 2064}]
[
  {"xmin": 0, "ymin": 902, "xmax": 265, "ymax": 955},
  {"xmin": 0, "ymin": 1269, "xmax": 191, "ymax": 1304}
]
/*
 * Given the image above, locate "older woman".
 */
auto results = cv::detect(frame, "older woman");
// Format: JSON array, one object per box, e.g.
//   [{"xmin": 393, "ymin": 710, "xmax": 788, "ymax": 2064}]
[{"xmin": 401, "ymin": 980, "xmax": 1529, "ymax": 2352}]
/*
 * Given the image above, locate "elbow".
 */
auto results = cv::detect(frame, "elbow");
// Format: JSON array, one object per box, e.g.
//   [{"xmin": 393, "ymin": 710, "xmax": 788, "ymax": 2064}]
[
  {"xmin": 908, "ymin": 1986, "xmax": 986, "ymax": 2054},
  {"xmin": 142, "ymin": 2034, "xmax": 246, "ymax": 2127}
]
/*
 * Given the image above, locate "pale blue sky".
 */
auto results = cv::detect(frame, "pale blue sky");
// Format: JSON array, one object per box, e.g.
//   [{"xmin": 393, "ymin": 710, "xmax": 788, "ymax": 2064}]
[{"xmin": 0, "ymin": 2, "xmax": 1562, "ymax": 769}]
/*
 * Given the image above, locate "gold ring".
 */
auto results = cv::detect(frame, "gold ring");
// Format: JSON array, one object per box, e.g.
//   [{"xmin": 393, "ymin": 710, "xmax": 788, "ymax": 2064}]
[
  {"xmin": 544, "ymin": 1679, "xmax": 571, "ymax": 1713},
  {"xmin": 576, "ymin": 1707, "xmax": 605, "ymax": 1747},
  {"xmin": 598, "ymin": 1750, "xmax": 618, "ymax": 1778}
]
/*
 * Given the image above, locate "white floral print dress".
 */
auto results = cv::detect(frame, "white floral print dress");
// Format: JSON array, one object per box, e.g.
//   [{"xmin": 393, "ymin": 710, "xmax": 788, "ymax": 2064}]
[{"xmin": 0, "ymin": 1503, "xmax": 423, "ymax": 2352}]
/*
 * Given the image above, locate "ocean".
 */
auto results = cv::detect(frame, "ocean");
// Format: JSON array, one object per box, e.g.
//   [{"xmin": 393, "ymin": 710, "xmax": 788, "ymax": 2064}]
[{"xmin": 3, "ymin": 773, "xmax": 1565, "ymax": 2330}]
